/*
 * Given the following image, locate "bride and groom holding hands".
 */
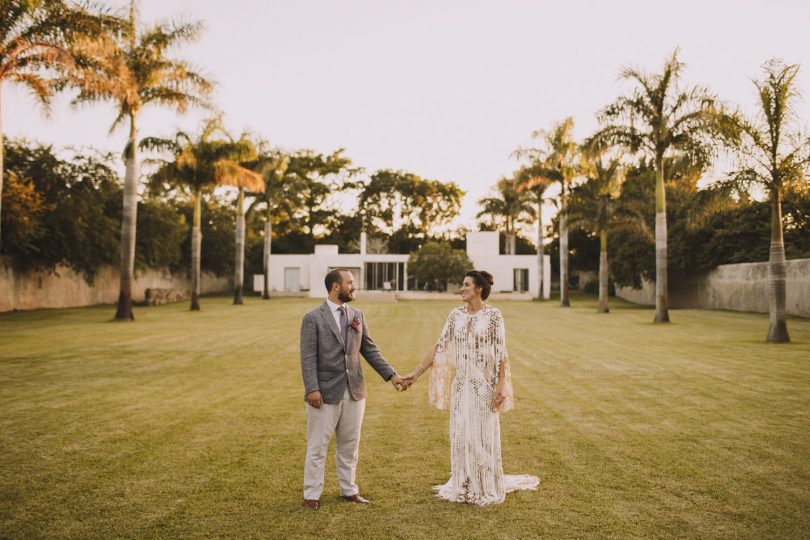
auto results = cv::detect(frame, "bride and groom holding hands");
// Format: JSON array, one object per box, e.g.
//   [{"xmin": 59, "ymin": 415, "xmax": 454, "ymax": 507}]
[{"xmin": 300, "ymin": 268, "xmax": 538, "ymax": 510}]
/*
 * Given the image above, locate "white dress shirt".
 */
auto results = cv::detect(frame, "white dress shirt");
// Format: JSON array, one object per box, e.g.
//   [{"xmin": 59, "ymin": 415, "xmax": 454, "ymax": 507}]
[{"xmin": 326, "ymin": 298, "xmax": 347, "ymax": 332}]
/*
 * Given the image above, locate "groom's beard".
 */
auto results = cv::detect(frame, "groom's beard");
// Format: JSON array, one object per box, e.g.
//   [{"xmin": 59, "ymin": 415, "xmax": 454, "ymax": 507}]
[{"xmin": 338, "ymin": 290, "xmax": 354, "ymax": 303}]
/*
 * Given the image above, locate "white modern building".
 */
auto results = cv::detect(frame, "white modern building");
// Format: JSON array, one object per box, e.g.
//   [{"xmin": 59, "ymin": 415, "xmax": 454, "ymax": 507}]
[{"xmin": 254, "ymin": 231, "xmax": 550, "ymax": 299}]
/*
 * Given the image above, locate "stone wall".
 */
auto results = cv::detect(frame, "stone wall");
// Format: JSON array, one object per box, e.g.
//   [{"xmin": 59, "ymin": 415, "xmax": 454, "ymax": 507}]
[
  {"xmin": 0, "ymin": 259, "xmax": 230, "ymax": 312},
  {"xmin": 615, "ymin": 258, "xmax": 810, "ymax": 317}
]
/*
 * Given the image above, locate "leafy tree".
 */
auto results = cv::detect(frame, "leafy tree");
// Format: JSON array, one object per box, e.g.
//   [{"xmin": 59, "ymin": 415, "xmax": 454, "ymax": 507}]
[
  {"xmin": 476, "ymin": 177, "xmax": 535, "ymax": 255},
  {"xmin": 175, "ymin": 196, "xmax": 236, "ymax": 278},
  {"xmin": 135, "ymin": 198, "xmax": 187, "ymax": 273},
  {"xmin": 407, "ymin": 241, "xmax": 473, "ymax": 292},
  {"xmin": 514, "ymin": 117, "xmax": 579, "ymax": 306},
  {"xmin": 0, "ymin": 170, "xmax": 50, "ymax": 254},
  {"xmin": 69, "ymin": 0, "xmax": 212, "ymax": 319},
  {"xmin": 590, "ymin": 49, "xmax": 729, "ymax": 323},
  {"xmin": 285, "ymin": 149, "xmax": 356, "ymax": 240},
  {"xmin": 243, "ymin": 148, "xmax": 356, "ymax": 261},
  {"xmin": 545, "ymin": 226, "xmax": 600, "ymax": 283},
  {"xmin": 321, "ymin": 211, "xmax": 367, "ymax": 253},
  {"xmin": 1, "ymin": 139, "xmax": 120, "ymax": 281},
  {"xmin": 694, "ymin": 194, "xmax": 810, "ymax": 269},
  {"xmin": 3, "ymin": 138, "xmax": 191, "ymax": 283},
  {"xmin": 386, "ymin": 224, "xmax": 422, "ymax": 254},
  {"xmin": 723, "ymin": 59, "xmax": 810, "ymax": 342},
  {"xmin": 358, "ymin": 169, "xmax": 464, "ymax": 242},
  {"xmin": 0, "ymin": 0, "xmax": 113, "ymax": 250}
]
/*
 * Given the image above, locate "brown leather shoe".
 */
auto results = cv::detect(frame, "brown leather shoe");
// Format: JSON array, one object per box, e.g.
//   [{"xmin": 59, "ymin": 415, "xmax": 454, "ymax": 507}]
[
  {"xmin": 303, "ymin": 499, "xmax": 320, "ymax": 510},
  {"xmin": 341, "ymin": 494, "xmax": 369, "ymax": 504}
]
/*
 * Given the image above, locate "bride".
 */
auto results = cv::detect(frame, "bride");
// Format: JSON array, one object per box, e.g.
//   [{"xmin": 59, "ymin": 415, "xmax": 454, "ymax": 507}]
[{"xmin": 404, "ymin": 270, "xmax": 539, "ymax": 505}]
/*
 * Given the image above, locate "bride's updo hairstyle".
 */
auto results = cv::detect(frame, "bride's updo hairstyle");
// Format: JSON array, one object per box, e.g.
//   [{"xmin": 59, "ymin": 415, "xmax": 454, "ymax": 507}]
[{"xmin": 466, "ymin": 270, "xmax": 494, "ymax": 300}]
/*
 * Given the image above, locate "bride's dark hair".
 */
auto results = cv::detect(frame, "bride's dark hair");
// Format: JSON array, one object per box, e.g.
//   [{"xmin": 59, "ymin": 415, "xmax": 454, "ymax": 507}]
[{"xmin": 466, "ymin": 270, "xmax": 494, "ymax": 300}]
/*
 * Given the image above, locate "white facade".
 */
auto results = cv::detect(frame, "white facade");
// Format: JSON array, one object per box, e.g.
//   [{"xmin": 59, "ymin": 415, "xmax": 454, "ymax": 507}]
[
  {"xmin": 254, "ymin": 231, "xmax": 550, "ymax": 299},
  {"xmin": 465, "ymin": 232, "xmax": 551, "ymax": 299}
]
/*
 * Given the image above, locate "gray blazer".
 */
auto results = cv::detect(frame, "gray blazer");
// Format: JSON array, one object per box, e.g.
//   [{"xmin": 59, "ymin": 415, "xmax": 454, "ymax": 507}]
[{"xmin": 300, "ymin": 301, "xmax": 396, "ymax": 404}]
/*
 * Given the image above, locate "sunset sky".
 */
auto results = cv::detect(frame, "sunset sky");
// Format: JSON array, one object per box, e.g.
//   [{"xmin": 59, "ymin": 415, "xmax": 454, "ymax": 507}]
[{"xmin": 8, "ymin": 0, "xmax": 810, "ymax": 232}]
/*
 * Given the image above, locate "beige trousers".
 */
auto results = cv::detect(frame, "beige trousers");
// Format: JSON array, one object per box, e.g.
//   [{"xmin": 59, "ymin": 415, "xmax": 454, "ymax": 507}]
[{"xmin": 303, "ymin": 387, "xmax": 366, "ymax": 500}]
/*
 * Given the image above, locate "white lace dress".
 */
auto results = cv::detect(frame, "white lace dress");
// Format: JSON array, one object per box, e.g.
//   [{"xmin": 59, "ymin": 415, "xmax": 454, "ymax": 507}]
[{"xmin": 428, "ymin": 304, "xmax": 539, "ymax": 505}]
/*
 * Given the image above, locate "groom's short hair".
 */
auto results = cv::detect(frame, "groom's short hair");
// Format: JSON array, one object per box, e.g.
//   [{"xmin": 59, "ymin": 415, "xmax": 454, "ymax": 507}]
[{"xmin": 325, "ymin": 268, "xmax": 349, "ymax": 292}]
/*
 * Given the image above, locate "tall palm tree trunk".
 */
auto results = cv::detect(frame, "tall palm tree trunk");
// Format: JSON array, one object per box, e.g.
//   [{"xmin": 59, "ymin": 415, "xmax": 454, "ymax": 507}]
[
  {"xmin": 559, "ymin": 206, "xmax": 570, "ymax": 307},
  {"xmin": 115, "ymin": 115, "xmax": 138, "ymax": 320},
  {"xmin": 190, "ymin": 189, "xmax": 202, "ymax": 311},
  {"xmin": 598, "ymin": 229, "xmax": 609, "ymax": 313},
  {"xmin": 504, "ymin": 214, "xmax": 516, "ymax": 255},
  {"xmin": 262, "ymin": 205, "xmax": 271, "ymax": 300},
  {"xmin": 767, "ymin": 188, "xmax": 790, "ymax": 342},
  {"xmin": 535, "ymin": 200, "xmax": 544, "ymax": 300},
  {"xmin": 233, "ymin": 188, "xmax": 245, "ymax": 305},
  {"xmin": 653, "ymin": 157, "xmax": 669, "ymax": 323},
  {"xmin": 506, "ymin": 232, "xmax": 516, "ymax": 255}
]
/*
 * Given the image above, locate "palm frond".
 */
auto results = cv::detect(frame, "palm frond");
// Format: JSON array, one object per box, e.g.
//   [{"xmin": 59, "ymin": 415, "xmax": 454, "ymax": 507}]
[
  {"xmin": 214, "ymin": 161, "xmax": 265, "ymax": 192},
  {"xmin": 139, "ymin": 136, "xmax": 181, "ymax": 154},
  {"xmin": 8, "ymin": 71, "xmax": 53, "ymax": 109},
  {"xmin": 139, "ymin": 19, "xmax": 204, "ymax": 53},
  {"xmin": 684, "ymin": 180, "xmax": 741, "ymax": 231}
]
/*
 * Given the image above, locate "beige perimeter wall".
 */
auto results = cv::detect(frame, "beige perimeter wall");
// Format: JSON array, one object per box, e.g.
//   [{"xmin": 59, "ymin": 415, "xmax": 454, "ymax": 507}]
[
  {"xmin": 615, "ymin": 259, "xmax": 810, "ymax": 318},
  {"xmin": 0, "ymin": 259, "xmax": 230, "ymax": 312}
]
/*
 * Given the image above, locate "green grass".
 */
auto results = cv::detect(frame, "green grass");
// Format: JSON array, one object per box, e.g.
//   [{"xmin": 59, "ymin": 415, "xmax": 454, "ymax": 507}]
[{"xmin": 1, "ymin": 294, "xmax": 809, "ymax": 539}]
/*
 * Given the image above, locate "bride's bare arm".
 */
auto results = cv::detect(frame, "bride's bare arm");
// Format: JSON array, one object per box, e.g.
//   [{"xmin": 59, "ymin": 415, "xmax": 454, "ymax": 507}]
[{"xmin": 403, "ymin": 344, "xmax": 437, "ymax": 383}]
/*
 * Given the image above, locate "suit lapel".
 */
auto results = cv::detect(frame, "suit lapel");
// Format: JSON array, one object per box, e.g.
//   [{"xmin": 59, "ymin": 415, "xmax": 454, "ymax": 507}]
[{"xmin": 319, "ymin": 302, "xmax": 345, "ymax": 349}]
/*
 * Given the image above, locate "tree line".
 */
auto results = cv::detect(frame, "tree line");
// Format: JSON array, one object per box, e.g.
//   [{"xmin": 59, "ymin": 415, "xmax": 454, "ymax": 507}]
[
  {"xmin": 1, "ymin": 1, "xmax": 465, "ymax": 316},
  {"xmin": 1, "ymin": 2, "xmax": 808, "ymax": 343},
  {"xmin": 476, "ymin": 51, "xmax": 809, "ymax": 342}
]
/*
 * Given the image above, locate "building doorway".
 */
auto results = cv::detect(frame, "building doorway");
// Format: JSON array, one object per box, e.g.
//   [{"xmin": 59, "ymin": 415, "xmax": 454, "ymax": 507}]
[
  {"xmin": 284, "ymin": 267, "xmax": 301, "ymax": 292},
  {"xmin": 513, "ymin": 268, "xmax": 529, "ymax": 292}
]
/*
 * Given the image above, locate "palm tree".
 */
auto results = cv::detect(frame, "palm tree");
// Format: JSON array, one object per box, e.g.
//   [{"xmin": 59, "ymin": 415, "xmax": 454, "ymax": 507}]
[
  {"xmin": 144, "ymin": 119, "xmax": 260, "ymax": 310},
  {"xmin": 514, "ymin": 118, "xmax": 579, "ymax": 306},
  {"xmin": 728, "ymin": 60, "xmax": 809, "ymax": 342},
  {"xmin": 246, "ymin": 150, "xmax": 289, "ymax": 300},
  {"xmin": 218, "ymin": 134, "xmax": 264, "ymax": 305},
  {"xmin": 70, "ymin": 1, "xmax": 212, "ymax": 320},
  {"xmin": 0, "ymin": 0, "xmax": 110, "ymax": 250},
  {"xmin": 568, "ymin": 147, "xmax": 627, "ymax": 313},
  {"xmin": 514, "ymin": 164, "xmax": 553, "ymax": 300},
  {"xmin": 477, "ymin": 177, "xmax": 535, "ymax": 255},
  {"xmin": 591, "ymin": 49, "xmax": 725, "ymax": 323}
]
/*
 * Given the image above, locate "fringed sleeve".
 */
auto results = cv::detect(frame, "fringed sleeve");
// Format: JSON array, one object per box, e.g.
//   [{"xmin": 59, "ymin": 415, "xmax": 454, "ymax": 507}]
[
  {"xmin": 493, "ymin": 309, "xmax": 514, "ymax": 412},
  {"xmin": 428, "ymin": 310, "xmax": 457, "ymax": 410}
]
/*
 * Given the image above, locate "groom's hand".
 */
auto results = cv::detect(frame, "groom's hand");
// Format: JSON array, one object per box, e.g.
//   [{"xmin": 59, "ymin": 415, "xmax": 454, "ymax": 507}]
[
  {"xmin": 390, "ymin": 374, "xmax": 407, "ymax": 392},
  {"xmin": 306, "ymin": 390, "xmax": 323, "ymax": 409}
]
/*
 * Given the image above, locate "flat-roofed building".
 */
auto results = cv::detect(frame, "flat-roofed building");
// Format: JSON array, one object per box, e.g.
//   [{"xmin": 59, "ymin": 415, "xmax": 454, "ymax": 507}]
[{"xmin": 254, "ymin": 231, "xmax": 550, "ymax": 299}]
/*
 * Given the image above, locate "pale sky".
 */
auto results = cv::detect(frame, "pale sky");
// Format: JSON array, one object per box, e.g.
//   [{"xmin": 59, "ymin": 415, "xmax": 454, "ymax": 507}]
[{"xmin": 7, "ymin": 0, "xmax": 810, "ymax": 232}]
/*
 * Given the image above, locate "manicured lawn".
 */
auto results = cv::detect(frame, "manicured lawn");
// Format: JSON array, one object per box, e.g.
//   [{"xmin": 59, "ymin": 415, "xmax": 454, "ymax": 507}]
[{"xmin": 1, "ymin": 294, "xmax": 809, "ymax": 538}]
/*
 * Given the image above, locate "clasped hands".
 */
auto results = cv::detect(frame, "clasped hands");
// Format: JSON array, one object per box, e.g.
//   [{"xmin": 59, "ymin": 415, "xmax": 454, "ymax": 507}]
[
  {"xmin": 391, "ymin": 374, "xmax": 410, "ymax": 392},
  {"xmin": 396, "ymin": 371, "xmax": 424, "ymax": 390},
  {"xmin": 388, "ymin": 373, "xmax": 418, "ymax": 392},
  {"xmin": 305, "ymin": 373, "xmax": 411, "ymax": 409}
]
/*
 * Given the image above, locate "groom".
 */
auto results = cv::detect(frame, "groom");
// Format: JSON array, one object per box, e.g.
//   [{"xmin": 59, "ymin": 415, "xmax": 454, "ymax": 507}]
[{"xmin": 300, "ymin": 268, "xmax": 407, "ymax": 510}]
